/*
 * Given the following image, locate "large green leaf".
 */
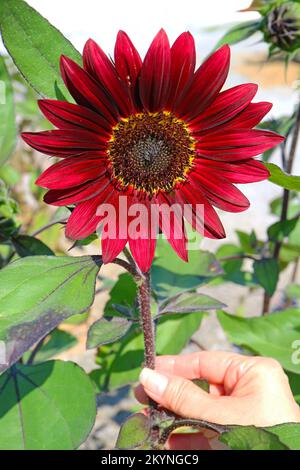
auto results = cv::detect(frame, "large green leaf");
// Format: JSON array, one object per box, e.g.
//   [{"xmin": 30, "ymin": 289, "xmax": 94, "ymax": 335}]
[
  {"xmin": 91, "ymin": 312, "xmax": 204, "ymax": 391},
  {"xmin": 219, "ymin": 422, "xmax": 300, "ymax": 450},
  {"xmin": 12, "ymin": 234, "xmax": 54, "ymax": 257},
  {"xmin": 220, "ymin": 426, "xmax": 288, "ymax": 450},
  {"xmin": 0, "ymin": 361, "xmax": 96, "ymax": 449},
  {"xmin": 152, "ymin": 239, "xmax": 222, "ymax": 298},
  {"xmin": 22, "ymin": 329, "xmax": 77, "ymax": 364},
  {"xmin": 268, "ymin": 423, "xmax": 300, "ymax": 450},
  {"xmin": 0, "ymin": 0, "xmax": 81, "ymax": 99},
  {"xmin": 215, "ymin": 20, "xmax": 260, "ymax": 49},
  {"xmin": 0, "ymin": 255, "xmax": 101, "ymax": 372},
  {"xmin": 265, "ymin": 163, "xmax": 300, "ymax": 191},
  {"xmin": 0, "ymin": 55, "xmax": 16, "ymax": 166},
  {"xmin": 217, "ymin": 309, "xmax": 300, "ymax": 374}
]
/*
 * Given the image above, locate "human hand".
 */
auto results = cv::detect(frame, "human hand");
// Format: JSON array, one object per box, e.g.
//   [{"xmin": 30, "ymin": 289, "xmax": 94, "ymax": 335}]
[{"xmin": 135, "ymin": 351, "xmax": 300, "ymax": 450}]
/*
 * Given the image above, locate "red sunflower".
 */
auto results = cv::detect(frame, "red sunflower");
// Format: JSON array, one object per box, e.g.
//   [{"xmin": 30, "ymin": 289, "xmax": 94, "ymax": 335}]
[{"xmin": 22, "ymin": 29, "xmax": 283, "ymax": 272}]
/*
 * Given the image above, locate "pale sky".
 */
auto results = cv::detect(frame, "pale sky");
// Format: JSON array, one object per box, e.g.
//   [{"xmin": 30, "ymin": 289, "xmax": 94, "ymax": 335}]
[{"xmin": 23, "ymin": 0, "xmax": 259, "ymax": 55}]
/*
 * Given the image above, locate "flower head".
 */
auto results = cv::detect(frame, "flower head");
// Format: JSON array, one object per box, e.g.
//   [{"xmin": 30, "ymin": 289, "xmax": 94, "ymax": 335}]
[{"xmin": 22, "ymin": 30, "xmax": 284, "ymax": 272}]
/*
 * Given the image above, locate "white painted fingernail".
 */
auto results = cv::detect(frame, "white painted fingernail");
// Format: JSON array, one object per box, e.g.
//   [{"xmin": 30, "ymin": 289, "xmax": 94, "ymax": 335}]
[{"xmin": 139, "ymin": 368, "xmax": 168, "ymax": 397}]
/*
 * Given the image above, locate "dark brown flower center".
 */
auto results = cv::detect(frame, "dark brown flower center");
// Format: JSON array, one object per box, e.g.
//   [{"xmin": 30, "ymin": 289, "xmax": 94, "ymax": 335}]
[{"xmin": 108, "ymin": 111, "xmax": 195, "ymax": 196}]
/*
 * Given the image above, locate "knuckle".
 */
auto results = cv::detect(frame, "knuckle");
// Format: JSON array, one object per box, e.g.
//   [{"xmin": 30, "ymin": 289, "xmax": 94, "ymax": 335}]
[
  {"xmin": 256, "ymin": 357, "xmax": 283, "ymax": 375},
  {"xmin": 165, "ymin": 378, "xmax": 190, "ymax": 413}
]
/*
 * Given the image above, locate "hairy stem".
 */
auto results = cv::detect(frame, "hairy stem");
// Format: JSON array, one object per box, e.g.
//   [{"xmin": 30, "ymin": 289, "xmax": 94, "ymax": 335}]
[
  {"xmin": 138, "ymin": 271, "xmax": 155, "ymax": 369},
  {"xmin": 137, "ymin": 271, "xmax": 159, "ymax": 446},
  {"xmin": 262, "ymin": 99, "xmax": 300, "ymax": 314}
]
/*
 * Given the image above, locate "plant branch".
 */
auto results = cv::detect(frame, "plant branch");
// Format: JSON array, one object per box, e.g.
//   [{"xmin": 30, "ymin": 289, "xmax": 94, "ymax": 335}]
[
  {"xmin": 158, "ymin": 418, "xmax": 229, "ymax": 447},
  {"xmin": 31, "ymin": 218, "xmax": 68, "ymax": 237}
]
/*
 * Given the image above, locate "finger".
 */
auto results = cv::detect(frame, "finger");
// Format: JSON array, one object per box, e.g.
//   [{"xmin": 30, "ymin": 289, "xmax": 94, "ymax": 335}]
[
  {"xmin": 139, "ymin": 367, "xmax": 249, "ymax": 423},
  {"xmin": 134, "ymin": 379, "xmax": 223, "ymax": 402},
  {"xmin": 140, "ymin": 367, "xmax": 216, "ymax": 419},
  {"xmin": 155, "ymin": 351, "xmax": 249, "ymax": 385},
  {"xmin": 165, "ymin": 433, "xmax": 212, "ymax": 450}
]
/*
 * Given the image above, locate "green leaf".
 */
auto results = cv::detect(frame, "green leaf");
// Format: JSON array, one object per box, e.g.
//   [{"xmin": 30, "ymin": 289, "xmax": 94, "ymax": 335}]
[
  {"xmin": 253, "ymin": 258, "xmax": 279, "ymax": 296},
  {"xmin": 0, "ymin": 361, "xmax": 96, "ymax": 450},
  {"xmin": 192, "ymin": 378, "xmax": 209, "ymax": 393},
  {"xmin": 91, "ymin": 312, "xmax": 204, "ymax": 391},
  {"xmin": 0, "ymin": 0, "xmax": 81, "ymax": 99},
  {"xmin": 116, "ymin": 413, "xmax": 150, "ymax": 450},
  {"xmin": 157, "ymin": 291, "xmax": 225, "ymax": 317},
  {"xmin": 215, "ymin": 20, "xmax": 260, "ymax": 49},
  {"xmin": 287, "ymin": 371, "xmax": 300, "ymax": 403},
  {"xmin": 12, "ymin": 234, "xmax": 54, "ymax": 257},
  {"xmin": 87, "ymin": 317, "xmax": 132, "ymax": 349},
  {"xmin": 265, "ymin": 163, "xmax": 300, "ymax": 191},
  {"xmin": 152, "ymin": 239, "xmax": 222, "ymax": 298},
  {"xmin": 236, "ymin": 230, "xmax": 258, "ymax": 254},
  {"xmin": 22, "ymin": 329, "xmax": 77, "ymax": 364},
  {"xmin": 0, "ymin": 255, "xmax": 101, "ymax": 372},
  {"xmin": 217, "ymin": 309, "xmax": 300, "ymax": 374},
  {"xmin": 215, "ymin": 243, "xmax": 252, "ymax": 286},
  {"xmin": 220, "ymin": 426, "xmax": 288, "ymax": 450},
  {"xmin": 0, "ymin": 55, "xmax": 16, "ymax": 165},
  {"xmin": 268, "ymin": 218, "xmax": 299, "ymax": 242},
  {"xmin": 268, "ymin": 423, "xmax": 300, "ymax": 450},
  {"xmin": 104, "ymin": 273, "xmax": 137, "ymax": 318}
]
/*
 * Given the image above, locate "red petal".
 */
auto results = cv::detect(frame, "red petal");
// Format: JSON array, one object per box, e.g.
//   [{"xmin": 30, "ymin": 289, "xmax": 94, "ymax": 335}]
[
  {"xmin": 38, "ymin": 99, "xmax": 111, "ymax": 135},
  {"xmin": 189, "ymin": 172, "xmax": 250, "ymax": 213},
  {"xmin": 83, "ymin": 39, "xmax": 133, "ymax": 116},
  {"xmin": 65, "ymin": 185, "xmax": 114, "ymax": 239},
  {"xmin": 128, "ymin": 197, "xmax": 158, "ymax": 272},
  {"xmin": 22, "ymin": 129, "xmax": 107, "ymax": 157},
  {"xmin": 167, "ymin": 32, "xmax": 196, "ymax": 107},
  {"xmin": 175, "ymin": 45, "xmax": 230, "ymax": 120},
  {"xmin": 226, "ymin": 102, "xmax": 273, "ymax": 129},
  {"xmin": 60, "ymin": 55, "xmax": 118, "ymax": 124},
  {"xmin": 44, "ymin": 178, "xmax": 110, "ymax": 206},
  {"xmin": 174, "ymin": 184, "xmax": 226, "ymax": 239},
  {"xmin": 190, "ymin": 83, "xmax": 258, "ymax": 134},
  {"xmin": 196, "ymin": 129, "xmax": 284, "ymax": 161},
  {"xmin": 101, "ymin": 192, "xmax": 128, "ymax": 264},
  {"xmin": 156, "ymin": 192, "xmax": 188, "ymax": 262},
  {"xmin": 36, "ymin": 156, "xmax": 107, "ymax": 189},
  {"xmin": 114, "ymin": 30, "xmax": 142, "ymax": 87},
  {"xmin": 195, "ymin": 159, "xmax": 270, "ymax": 183},
  {"xmin": 139, "ymin": 29, "xmax": 171, "ymax": 112}
]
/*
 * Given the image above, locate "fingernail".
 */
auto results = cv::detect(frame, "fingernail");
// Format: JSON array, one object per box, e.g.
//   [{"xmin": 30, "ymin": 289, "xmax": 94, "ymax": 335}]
[{"xmin": 139, "ymin": 368, "xmax": 168, "ymax": 397}]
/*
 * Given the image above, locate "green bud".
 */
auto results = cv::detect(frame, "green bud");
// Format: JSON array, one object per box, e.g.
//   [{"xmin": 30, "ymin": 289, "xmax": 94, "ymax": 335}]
[{"xmin": 262, "ymin": 2, "xmax": 300, "ymax": 53}]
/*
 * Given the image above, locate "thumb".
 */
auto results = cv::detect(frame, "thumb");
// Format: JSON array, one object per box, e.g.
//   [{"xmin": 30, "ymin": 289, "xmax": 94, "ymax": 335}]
[{"xmin": 139, "ymin": 368, "xmax": 216, "ymax": 420}]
